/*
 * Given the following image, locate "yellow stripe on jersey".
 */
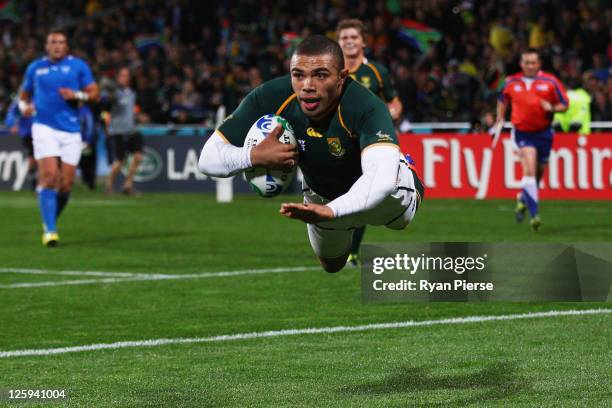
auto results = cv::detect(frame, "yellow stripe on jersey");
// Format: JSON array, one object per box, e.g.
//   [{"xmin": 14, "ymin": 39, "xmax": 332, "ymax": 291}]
[
  {"xmin": 366, "ymin": 63, "xmax": 383, "ymax": 86},
  {"xmin": 276, "ymin": 93, "xmax": 297, "ymax": 115},
  {"xmin": 366, "ymin": 63, "xmax": 384, "ymax": 98},
  {"xmin": 215, "ymin": 129, "xmax": 230, "ymax": 144},
  {"xmin": 337, "ymin": 105, "xmax": 354, "ymax": 138}
]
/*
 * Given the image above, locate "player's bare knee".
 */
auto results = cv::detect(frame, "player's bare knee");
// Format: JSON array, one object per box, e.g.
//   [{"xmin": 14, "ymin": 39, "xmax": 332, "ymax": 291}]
[
  {"xmin": 60, "ymin": 179, "xmax": 74, "ymax": 193},
  {"xmin": 40, "ymin": 178, "xmax": 56, "ymax": 189},
  {"xmin": 39, "ymin": 171, "xmax": 58, "ymax": 188}
]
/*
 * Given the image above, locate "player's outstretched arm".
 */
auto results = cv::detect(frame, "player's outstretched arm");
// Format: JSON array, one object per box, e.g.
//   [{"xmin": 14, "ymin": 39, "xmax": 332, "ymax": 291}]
[
  {"xmin": 280, "ymin": 144, "xmax": 400, "ymax": 223},
  {"xmin": 198, "ymin": 130, "xmax": 253, "ymax": 178},
  {"xmin": 327, "ymin": 144, "xmax": 399, "ymax": 217},
  {"xmin": 199, "ymin": 126, "xmax": 297, "ymax": 178},
  {"xmin": 280, "ymin": 202, "xmax": 334, "ymax": 223}
]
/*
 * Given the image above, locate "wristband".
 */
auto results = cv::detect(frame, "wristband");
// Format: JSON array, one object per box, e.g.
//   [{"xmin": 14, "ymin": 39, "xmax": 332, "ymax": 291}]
[
  {"xmin": 18, "ymin": 100, "xmax": 29, "ymax": 114},
  {"xmin": 75, "ymin": 91, "xmax": 89, "ymax": 101}
]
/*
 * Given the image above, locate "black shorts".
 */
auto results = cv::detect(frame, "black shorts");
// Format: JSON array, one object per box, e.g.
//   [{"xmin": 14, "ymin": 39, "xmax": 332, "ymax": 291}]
[
  {"xmin": 106, "ymin": 132, "xmax": 143, "ymax": 164},
  {"xmin": 21, "ymin": 136, "xmax": 34, "ymax": 157}
]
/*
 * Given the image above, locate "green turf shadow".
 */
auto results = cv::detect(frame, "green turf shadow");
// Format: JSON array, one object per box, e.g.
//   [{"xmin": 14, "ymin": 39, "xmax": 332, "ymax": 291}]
[{"xmin": 340, "ymin": 361, "xmax": 529, "ymax": 406}]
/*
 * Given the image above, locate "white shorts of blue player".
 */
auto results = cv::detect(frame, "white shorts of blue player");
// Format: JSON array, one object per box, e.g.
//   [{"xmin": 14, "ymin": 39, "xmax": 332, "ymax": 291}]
[{"xmin": 32, "ymin": 123, "xmax": 82, "ymax": 166}]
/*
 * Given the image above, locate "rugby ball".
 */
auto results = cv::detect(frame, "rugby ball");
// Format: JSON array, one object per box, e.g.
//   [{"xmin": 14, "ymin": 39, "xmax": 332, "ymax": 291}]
[{"xmin": 243, "ymin": 114, "xmax": 297, "ymax": 197}]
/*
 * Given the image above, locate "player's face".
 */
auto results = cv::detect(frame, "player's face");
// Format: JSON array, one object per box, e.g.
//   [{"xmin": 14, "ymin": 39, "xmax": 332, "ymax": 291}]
[
  {"xmin": 520, "ymin": 53, "xmax": 541, "ymax": 78},
  {"xmin": 338, "ymin": 28, "xmax": 365, "ymax": 59},
  {"xmin": 290, "ymin": 54, "xmax": 348, "ymax": 121},
  {"xmin": 45, "ymin": 33, "xmax": 69, "ymax": 61},
  {"xmin": 117, "ymin": 68, "xmax": 131, "ymax": 87}
]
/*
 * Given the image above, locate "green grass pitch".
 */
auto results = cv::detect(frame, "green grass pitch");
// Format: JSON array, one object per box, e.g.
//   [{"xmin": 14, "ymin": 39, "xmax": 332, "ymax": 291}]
[{"xmin": 0, "ymin": 191, "xmax": 610, "ymax": 407}]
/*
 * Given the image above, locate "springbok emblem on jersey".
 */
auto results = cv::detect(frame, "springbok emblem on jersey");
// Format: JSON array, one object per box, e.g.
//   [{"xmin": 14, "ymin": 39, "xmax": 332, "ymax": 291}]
[
  {"xmin": 327, "ymin": 137, "xmax": 345, "ymax": 158},
  {"xmin": 360, "ymin": 76, "xmax": 372, "ymax": 89}
]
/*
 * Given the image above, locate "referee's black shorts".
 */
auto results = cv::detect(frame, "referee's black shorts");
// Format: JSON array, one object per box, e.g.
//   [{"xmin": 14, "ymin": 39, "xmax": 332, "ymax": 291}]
[{"xmin": 106, "ymin": 132, "xmax": 143, "ymax": 164}]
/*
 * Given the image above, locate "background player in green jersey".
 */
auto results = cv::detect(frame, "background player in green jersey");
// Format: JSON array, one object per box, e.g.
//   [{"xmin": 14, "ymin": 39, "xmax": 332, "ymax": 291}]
[
  {"xmin": 336, "ymin": 19, "xmax": 404, "ymax": 266},
  {"xmin": 198, "ymin": 35, "xmax": 422, "ymax": 273}
]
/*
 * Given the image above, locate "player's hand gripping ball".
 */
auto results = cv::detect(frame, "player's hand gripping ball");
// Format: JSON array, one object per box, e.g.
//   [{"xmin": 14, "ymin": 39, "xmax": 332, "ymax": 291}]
[{"xmin": 244, "ymin": 114, "xmax": 297, "ymax": 197}]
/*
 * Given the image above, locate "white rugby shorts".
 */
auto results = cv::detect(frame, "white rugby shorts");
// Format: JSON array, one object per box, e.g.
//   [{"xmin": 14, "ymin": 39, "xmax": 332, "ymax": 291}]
[
  {"xmin": 303, "ymin": 159, "xmax": 421, "ymax": 259},
  {"xmin": 32, "ymin": 123, "xmax": 82, "ymax": 166}
]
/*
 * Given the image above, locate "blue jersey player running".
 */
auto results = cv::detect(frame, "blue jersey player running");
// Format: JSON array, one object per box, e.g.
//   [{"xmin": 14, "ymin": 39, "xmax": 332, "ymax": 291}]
[{"xmin": 19, "ymin": 29, "xmax": 99, "ymax": 246}]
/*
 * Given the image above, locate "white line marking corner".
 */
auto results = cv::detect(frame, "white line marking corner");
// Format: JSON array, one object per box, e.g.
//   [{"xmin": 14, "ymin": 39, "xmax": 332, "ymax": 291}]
[
  {"xmin": 0, "ymin": 308, "xmax": 609, "ymax": 358},
  {"xmin": 0, "ymin": 266, "xmax": 320, "ymax": 289}
]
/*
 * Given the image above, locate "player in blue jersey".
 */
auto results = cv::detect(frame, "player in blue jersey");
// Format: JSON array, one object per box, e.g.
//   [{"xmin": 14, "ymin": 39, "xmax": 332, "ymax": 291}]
[
  {"xmin": 18, "ymin": 29, "xmax": 99, "ymax": 246},
  {"xmin": 5, "ymin": 94, "xmax": 36, "ymax": 189}
]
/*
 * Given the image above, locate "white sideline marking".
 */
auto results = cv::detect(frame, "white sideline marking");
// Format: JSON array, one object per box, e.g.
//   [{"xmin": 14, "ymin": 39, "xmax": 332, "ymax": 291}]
[
  {"xmin": 0, "ymin": 309, "xmax": 609, "ymax": 358},
  {"xmin": 0, "ymin": 267, "xmax": 161, "ymax": 278},
  {"xmin": 0, "ymin": 199, "xmax": 143, "ymax": 208},
  {"xmin": 0, "ymin": 266, "xmax": 320, "ymax": 289}
]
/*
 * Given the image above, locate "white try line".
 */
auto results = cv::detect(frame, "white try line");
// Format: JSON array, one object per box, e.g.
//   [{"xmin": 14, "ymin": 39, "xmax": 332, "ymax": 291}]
[
  {"xmin": 0, "ymin": 266, "xmax": 321, "ymax": 289},
  {"xmin": 0, "ymin": 308, "xmax": 609, "ymax": 358}
]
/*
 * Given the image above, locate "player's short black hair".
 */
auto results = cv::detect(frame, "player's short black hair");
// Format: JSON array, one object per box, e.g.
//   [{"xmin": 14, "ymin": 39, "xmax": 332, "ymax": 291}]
[
  {"xmin": 294, "ymin": 35, "xmax": 345, "ymax": 72},
  {"xmin": 47, "ymin": 28, "xmax": 68, "ymax": 41},
  {"xmin": 521, "ymin": 48, "xmax": 540, "ymax": 59}
]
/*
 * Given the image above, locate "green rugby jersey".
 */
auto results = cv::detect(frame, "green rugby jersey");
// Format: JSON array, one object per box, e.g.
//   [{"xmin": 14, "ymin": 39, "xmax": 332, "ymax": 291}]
[
  {"xmin": 218, "ymin": 75, "xmax": 398, "ymax": 199},
  {"xmin": 349, "ymin": 59, "xmax": 397, "ymax": 102}
]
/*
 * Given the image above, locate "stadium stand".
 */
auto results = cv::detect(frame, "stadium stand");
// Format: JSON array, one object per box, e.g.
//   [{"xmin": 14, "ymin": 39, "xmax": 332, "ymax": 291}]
[{"xmin": 0, "ymin": 0, "xmax": 610, "ymax": 127}]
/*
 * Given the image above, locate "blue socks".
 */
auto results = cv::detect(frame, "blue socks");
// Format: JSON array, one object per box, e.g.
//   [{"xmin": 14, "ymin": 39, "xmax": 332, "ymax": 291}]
[
  {"xmin": 38, "ymin": 188, "xmax": 72, "ymax": 233},
  {"xmin": 521, "ymin": 176, "xmax": 539, "ymax": 217},
  {"xmin": 56, "ymin": 191, "xmax": 71, "ymax": 219},
  {"xmin": 38, "ymin": 188, "xmax": 58, "ymax": 233}
]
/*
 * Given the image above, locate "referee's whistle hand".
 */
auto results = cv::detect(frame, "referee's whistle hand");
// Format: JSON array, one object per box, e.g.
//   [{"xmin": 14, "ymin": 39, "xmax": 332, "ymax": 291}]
[{"xmin": 540, "ymin": 99, "xmax": 553, "ymax": 112}]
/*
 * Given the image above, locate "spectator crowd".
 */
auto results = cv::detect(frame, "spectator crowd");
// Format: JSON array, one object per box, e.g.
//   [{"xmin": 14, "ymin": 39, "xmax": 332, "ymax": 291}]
[{"xmin": 0, "ymin": 0, "xmax": 610, "ymax": 127}]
